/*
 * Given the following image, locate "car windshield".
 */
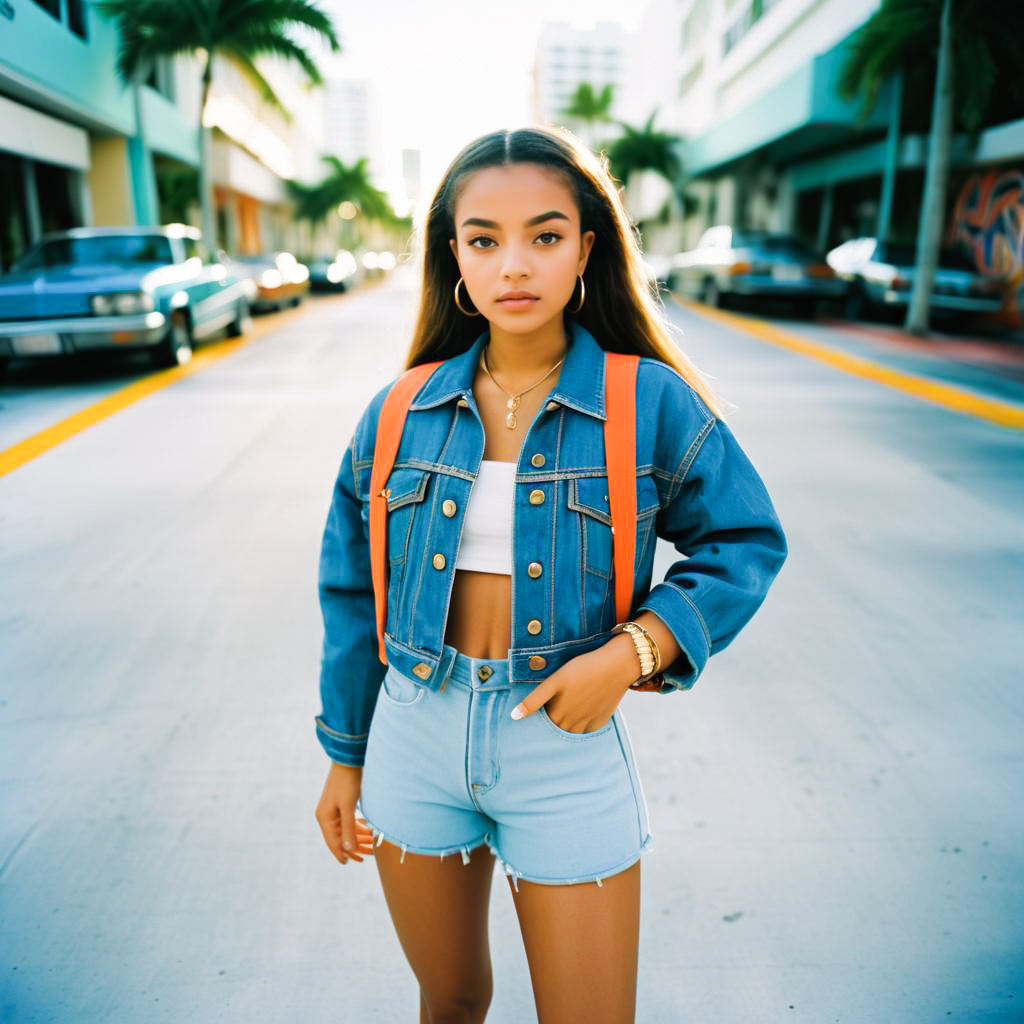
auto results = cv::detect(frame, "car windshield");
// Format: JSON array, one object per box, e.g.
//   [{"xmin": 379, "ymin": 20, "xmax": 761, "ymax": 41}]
[
  {"xmin": 875, "ymin": 241, "xmax": 979, "ymax": 271},
  {"xmin": 875, "ymin": 242, "xmax": 918, "ymax": 266},
  {"xmin": 15, "ymin": 235, "xmax": 173, "ymax": 270},
  {"xmin": 733, "ymin": 232, "xmax": 819, "ymax": 259}
]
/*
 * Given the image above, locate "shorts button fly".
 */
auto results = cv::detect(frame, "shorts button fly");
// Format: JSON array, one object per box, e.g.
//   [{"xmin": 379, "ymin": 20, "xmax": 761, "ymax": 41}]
[{"xmin": 477, "ymin": 665, "xmax": 494, "ymax": 681}]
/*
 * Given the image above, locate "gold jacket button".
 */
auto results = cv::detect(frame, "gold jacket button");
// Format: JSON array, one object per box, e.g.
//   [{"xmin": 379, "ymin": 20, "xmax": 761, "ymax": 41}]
[
  {"xmin": 432, "ymin": 553, "xmax": 446, "ymax": 570},
  {"xmin": 527, "ymin": 561, "xmax": 543, "ymax": 578},
  {"xmin": 527, "ymin": 619, "xmax": 542, "ymax": 635},
  {"xmin": 412, "ymin": 663, "xmax": 431, "ymax": 680},
  {"xmin": 545, "ymin": 400, "xmax": 558, "ymax": 410},
  {"xmin": 529, "ymin": 655, "xmax": 547, "ymax": 671},
  {"xmin": 531, "ymin": 453, "xmax": 546, "ymax": 468},
  {"xmin": 382, "ymin": 487, "xmax": 392, "ymax": 499},
  {"xmin": 528, "ymin": 489, "xmax": 545, "ymax": 505},
  {"xmin": 442, "ymin": 499, "xmax": 457, "ymax": 517},
  {"xmin": 457, "ymin": 397, "xmax": 469, "ymax": 407}
]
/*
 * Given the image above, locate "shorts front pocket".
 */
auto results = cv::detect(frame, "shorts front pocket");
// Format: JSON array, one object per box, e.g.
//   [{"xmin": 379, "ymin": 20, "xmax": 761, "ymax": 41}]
[
  {"xmin": 537, "ymin": 704, "xmax": 615, "ymax": 741},
  {"xmin": 380, "ymin": 665, "xmax": 427, "ymax": 707}
]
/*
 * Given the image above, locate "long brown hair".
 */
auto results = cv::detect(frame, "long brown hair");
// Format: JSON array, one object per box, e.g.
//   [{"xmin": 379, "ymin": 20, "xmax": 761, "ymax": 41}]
[{"xmin": 404, "ymin": 124, "xmax": 726, "ymax": 421}]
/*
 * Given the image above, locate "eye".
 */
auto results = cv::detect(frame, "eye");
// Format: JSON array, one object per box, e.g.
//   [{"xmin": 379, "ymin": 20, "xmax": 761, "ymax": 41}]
[
  {"xmin": 536, "ymin": 231, "xmax": 562, "ymax": 245},
  {"xmin": 467, "ymin": 236, "xmax": 496, "ymax": 249}
]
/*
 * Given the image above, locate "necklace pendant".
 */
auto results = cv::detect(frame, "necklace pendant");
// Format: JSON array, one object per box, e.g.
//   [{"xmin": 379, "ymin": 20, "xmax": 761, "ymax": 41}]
[
  {"xmin": 505, "ymin": 411, "xmax": 517, "ymax": 429},
  {"xmin": 506, "ymin": 396, "xmax": 520, "ymax": 412}
]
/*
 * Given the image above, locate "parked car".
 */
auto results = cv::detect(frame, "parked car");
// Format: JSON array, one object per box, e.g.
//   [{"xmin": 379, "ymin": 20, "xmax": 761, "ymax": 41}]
[
  {"xmin": 0, "ymin": 225, "xmax": 251, "ymax": 373},
  {"xmin": 225, "ymin": 250, "xmax": 310, "ymax": 312},
  {"xmin": 825, "ymin": 237, "xmax": 1007, "ymax": 323},
  {"xmin": 668, "ymin": 226, "xmax": 845, "ymax": 313},
  {"xmin": 309, "ymin": 249, "xmax": 360, "ymax": 292}
]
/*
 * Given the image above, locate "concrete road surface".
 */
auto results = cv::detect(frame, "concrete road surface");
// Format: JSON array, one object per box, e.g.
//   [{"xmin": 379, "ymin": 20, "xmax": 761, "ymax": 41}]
[{"xmin": 1, "ymin": 265, "xmax": 1022, "ymax": 1022}]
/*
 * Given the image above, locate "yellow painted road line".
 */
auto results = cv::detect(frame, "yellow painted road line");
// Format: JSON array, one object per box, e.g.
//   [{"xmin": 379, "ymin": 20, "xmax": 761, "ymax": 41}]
[
  {"xmin": 673, "ymin": 294, "xmax": 1024, "ymax": 431},
  {"xmin": 0, "ymin": 300, "xmax": 311, "ymax": 479}
]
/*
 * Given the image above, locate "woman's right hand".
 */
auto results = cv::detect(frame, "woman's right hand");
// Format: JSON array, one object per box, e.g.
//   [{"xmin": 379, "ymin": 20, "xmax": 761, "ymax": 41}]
[{"xmin": 315, "ymin": 761, "xmax": 377, "ymax": 865}]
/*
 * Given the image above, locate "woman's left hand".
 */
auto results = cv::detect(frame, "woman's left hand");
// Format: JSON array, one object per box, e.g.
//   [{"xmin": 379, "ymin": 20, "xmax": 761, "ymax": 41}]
[{"xmin": 509, "ymin": 641, "xmax": 636, "ymax": 734}]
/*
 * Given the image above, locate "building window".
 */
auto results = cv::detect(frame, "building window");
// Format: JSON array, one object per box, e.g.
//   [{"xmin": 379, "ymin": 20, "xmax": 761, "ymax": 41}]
[
  {"xmin": 67, "ymin": 0, "xmax": 87, "ymax": 39},
  {"xmin": 31, "ymin": 0, "xmax": 61, "ymax": 18},
  {"xmin": 145, "ymin": 57, "xmax": 176, "ymax": 102}
]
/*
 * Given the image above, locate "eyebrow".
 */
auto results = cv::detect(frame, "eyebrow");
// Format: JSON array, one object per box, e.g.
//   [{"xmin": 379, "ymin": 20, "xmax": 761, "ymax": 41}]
[{"xmin": 460, "ymin": 211, "xmax": 570, "ymax": 229}]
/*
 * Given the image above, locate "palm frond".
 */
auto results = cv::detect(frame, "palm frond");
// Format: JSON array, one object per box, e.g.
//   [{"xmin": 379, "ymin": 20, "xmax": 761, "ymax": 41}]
[
  {"xmin": 226, "ymin": 27, "xmax": 323, "ymax": 84},
  {"xmin": 837, "ymin": 0, "xmax": 941, "ymax": 119}
]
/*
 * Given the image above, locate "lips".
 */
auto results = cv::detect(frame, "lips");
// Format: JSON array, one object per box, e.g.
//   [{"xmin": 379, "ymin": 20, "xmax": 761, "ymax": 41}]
[{"xmin": 498, "ymin": 291, "xmax": 538, "ymax": 302}]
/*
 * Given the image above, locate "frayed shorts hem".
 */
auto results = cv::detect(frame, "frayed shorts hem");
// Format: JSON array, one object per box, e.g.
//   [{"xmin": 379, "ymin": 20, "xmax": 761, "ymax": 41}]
[
  {"xmin": 362, "ymin": 804, "xmax": 654, "ymax": 891},
  {"xmin": 360, "ymin": 809, "xmax": 492, "ymax": 865},
  {"xmin": 486, "ymin": 832, "xmax": 656, "ymax": 891}
]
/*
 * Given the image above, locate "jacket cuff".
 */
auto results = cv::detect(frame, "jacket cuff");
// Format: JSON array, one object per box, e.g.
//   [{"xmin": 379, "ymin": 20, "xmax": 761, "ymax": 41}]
[
  {"xmin": 634, "ymin": 582, "xmax": 712, "ymax": 691},
  {"xmin": 315, "ymin": 716, "xmax": 369, "ymax": 767}
]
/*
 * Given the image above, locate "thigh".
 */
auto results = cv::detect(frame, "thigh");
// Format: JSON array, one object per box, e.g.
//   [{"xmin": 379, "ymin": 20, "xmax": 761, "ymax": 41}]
[
  {"xmin": 374, "ymin": 837, "xmax": 498, "ymax": 1013},
  {"xmin": 509, "ymin": 858, "xmax": 642, "ymax": 1024}
]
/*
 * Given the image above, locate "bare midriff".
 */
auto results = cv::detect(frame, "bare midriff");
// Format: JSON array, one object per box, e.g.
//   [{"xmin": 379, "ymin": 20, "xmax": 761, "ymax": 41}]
[{"xmin": 442, "ymin": 364, "xmax": 561, "ymax": 661}]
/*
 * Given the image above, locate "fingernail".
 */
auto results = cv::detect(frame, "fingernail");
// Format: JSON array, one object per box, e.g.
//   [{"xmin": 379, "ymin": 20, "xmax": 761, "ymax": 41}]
[
  {"xmin": 343, "ymin": 840, "xmax": 353, "ymax": 850},
  {"xmin": 510, "ymin": 704, "xmax": 524, "ymax": 720}
]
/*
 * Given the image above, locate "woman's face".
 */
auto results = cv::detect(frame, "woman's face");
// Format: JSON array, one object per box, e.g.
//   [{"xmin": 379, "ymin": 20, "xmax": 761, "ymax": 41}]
[{"xmin": 448, "ymin": 162, "xmax": 595, "ymax": 332}]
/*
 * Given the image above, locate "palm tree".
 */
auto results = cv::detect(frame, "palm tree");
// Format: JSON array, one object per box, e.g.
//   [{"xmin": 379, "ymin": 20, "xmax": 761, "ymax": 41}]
[
  {"xmin": 559, "ymin": 82, "xmax": 615, "ymax": 151},
  {"xmin": 287, "ymin": 156, "xmax": 393, "ymax": 227},
  {"xmin": 287, "ymin": 155, "xmax": 411, "ymax": 254},
  {"xmin": 97, "ymin": 0, "xmax": 340, "ymax": 249},
  {"xmin": 838, "ymin": 0, "xmax": 1024, "ymax": 334},
  {"xmin": 603, "ymin": 110, "xmax": 682, "ymax": 191}
]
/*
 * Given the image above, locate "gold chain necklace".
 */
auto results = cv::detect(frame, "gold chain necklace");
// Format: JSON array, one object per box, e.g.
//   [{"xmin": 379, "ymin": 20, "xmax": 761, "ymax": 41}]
[{"xmin": 480, "ymin": 343, "xmax": 566, "ymax": 429}]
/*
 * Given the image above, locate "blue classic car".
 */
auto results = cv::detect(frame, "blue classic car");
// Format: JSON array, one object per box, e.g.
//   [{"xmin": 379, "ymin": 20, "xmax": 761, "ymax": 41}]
[{"xmin": 0, "ymin": 224, "xmax": 252, "ymax": 374}]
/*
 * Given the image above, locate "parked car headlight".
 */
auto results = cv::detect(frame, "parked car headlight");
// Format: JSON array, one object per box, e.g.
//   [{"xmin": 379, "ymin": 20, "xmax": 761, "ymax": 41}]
[{"xmin": 92, "ymin": 292, "xmax": 155, "ymax": 315}]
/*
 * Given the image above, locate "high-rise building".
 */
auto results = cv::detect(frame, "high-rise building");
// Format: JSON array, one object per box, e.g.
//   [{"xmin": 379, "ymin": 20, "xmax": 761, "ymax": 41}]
[{"xmin": 532, "ymin": 21, "xmax": 626, "ymax": 137}]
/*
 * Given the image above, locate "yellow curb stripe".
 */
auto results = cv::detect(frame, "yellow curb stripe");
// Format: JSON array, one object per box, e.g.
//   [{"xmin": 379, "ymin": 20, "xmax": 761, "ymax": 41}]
[
  {"xmin": 674, "ymin": 295, "xmax": 1024, "ymax": 431},
  {"xmin": 0, "ymin": 302, "xmax": 307, "ymax": 479}
]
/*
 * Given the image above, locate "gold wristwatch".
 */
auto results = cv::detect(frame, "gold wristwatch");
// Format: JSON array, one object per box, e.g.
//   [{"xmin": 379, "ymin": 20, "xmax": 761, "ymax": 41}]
[{"xmin": 610, "ymin": 620, "xmax": 663, "ymax": 689}]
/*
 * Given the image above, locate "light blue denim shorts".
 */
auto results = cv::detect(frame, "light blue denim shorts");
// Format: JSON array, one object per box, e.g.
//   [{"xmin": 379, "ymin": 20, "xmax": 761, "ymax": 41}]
[{"xmin": 357, "ymin": 643, "xmax": 654, "ymax": 889}]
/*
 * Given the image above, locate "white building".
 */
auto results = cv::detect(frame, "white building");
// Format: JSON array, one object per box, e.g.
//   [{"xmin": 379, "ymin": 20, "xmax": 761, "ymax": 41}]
[
  {"xmin": 321, "ymin": 77, "xmax": 385, "ymax": 181},
  {"xmin": 531, "ymin": 20, "xmax": 626, "ymax": 143}
]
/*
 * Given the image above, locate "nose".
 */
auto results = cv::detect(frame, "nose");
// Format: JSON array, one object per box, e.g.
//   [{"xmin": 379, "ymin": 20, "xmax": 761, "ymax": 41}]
[{"xmin": 499, "ymin": 241, "xmax": 531, "ymax": 281}]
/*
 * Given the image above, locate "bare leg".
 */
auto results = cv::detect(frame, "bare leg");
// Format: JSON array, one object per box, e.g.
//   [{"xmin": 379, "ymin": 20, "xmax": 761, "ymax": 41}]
[
  {"xmin": 509, "ymin": 859, "xmax": 642, "ymax": 1024},
  {"xmin": 374, "ymin": 837, "xmax": 497, "ymax": 1024}
]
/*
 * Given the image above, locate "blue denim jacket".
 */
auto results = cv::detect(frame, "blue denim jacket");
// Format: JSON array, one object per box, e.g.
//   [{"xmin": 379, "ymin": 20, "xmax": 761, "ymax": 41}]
[{"xmin": 316, "ymin": 318, "xmax": 788, "ymax": 765}]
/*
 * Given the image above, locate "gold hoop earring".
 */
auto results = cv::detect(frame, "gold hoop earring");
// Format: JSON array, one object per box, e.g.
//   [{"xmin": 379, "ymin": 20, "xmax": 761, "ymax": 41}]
[
  {"xmin": 454, "ymin": 277, "xmax": 482, "ymax": 317},
  {"xmin": 568, "ymin": 273, "xmax": 585, "ymax": 314}
]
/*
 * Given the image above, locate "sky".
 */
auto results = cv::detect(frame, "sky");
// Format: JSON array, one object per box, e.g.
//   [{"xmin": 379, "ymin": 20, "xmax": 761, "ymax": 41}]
[{"xmin": 319, "ymin": 0, "xmax": 642, "ymax": 214}]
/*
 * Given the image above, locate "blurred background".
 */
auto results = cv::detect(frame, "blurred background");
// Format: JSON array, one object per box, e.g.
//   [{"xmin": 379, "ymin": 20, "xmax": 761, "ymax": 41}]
[
  {"xmin": 1, "ymin": 0, "xmax": 1023, "ymax": 348},
  {"xmin": 2, "ymin": 2, "xmax": 1023, "ymax": 1022}
]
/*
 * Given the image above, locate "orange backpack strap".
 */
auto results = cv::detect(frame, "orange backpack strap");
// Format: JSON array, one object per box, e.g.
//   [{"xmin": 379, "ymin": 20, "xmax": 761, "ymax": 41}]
[
  {"xmin": 369, "ymin": 361, "xmax": 443, "ymax": 664},
  {"xmin": 603, "ymin": 351, "xmax": 639, "ymax": 625}
]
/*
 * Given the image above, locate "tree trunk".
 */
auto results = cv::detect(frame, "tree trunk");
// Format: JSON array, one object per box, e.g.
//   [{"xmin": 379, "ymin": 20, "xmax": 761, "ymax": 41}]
[
  {"xmin": 197, "ymin": 54, "xmax": 217, "ymax": 248},
  {"xmin": 129, "ymin": 71, "xmax": 158, "ymax": 226},
  {"xmin": 905, "ymin": 0, "xmax": 953, "ymax": 335},
  {"xmin": 877, "ymin": 69, "xmax": 903, "ymax": 244}
]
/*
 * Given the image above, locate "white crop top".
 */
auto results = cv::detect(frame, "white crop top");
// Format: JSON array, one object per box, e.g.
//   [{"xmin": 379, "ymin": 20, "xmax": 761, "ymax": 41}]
[{"xmin": 453, "ymin": 460, "xmax": 516, "ymax": 575}]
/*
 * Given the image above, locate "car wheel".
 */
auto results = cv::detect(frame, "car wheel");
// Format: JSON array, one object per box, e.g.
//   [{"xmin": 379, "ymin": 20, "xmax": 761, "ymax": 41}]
[
  {"xmin": 152, "ymin": 311, "xmax": 194, "ymax": 368},
  {"xmin": 227, "ymin": 298, "xmax": 252, "ymax": 338},
  {"xmin": 700, "ymin": 278, "xmax": 721, "ymax": 308}
]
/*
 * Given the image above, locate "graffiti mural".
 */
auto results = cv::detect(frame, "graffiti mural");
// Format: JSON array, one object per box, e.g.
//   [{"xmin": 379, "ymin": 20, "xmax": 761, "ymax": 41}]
[{"xmin": 948, "ymin": 167, "xmax": 1024, "ymax": 327}]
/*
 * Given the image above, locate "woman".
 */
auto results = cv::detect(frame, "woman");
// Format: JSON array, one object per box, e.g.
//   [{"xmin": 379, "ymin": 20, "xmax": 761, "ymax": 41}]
[{"xmin": 314, "ymin": 125, "xmax": 788, "ymax": 1023}]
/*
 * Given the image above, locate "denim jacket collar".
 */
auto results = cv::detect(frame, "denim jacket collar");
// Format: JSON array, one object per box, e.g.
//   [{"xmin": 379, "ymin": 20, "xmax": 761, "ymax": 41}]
[{"xmin": 407, "ymin": 316, "xmax": 608, "ymax": 422}]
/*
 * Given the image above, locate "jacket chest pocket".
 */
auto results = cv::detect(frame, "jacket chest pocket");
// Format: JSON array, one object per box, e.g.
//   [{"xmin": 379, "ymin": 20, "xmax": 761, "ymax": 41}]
[
  {"xmin": 383, "ymin": 467, "xmax": 431, "ymax": 567},
  {"xmin": 568, "ymin": 474, "xmax": 661, "ymax": 626}
]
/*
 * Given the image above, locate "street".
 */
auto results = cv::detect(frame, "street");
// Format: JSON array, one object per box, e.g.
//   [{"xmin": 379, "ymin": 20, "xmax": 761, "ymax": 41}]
[{"xmin": 1, "ymin": 264, "xmax": 1022, "ymax": 1022}]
